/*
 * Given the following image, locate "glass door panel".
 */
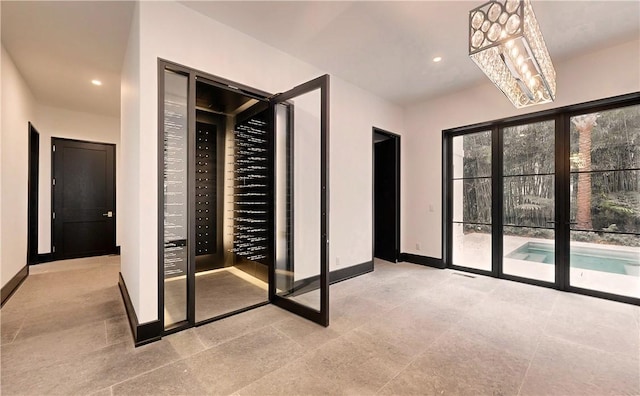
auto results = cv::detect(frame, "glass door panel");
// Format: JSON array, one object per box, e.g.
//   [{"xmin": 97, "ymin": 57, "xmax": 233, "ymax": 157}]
[
  {"xmin": 270, "ymin": 75, "xmax": 329, "ymax": 326},
  {"xmin": 502, "ymin": 120, "xmax": 555, "ymax": 282},
  {"xmin": 569, "ymin": 105, "xmax": 640, "ymax": 298},
  {"xmin": 162, "ymin": 69, "xmax": 189, "ymax": 329},
  {"xmin": 451, "ymin": 131, "xmax": 492, "ymax": 271}
]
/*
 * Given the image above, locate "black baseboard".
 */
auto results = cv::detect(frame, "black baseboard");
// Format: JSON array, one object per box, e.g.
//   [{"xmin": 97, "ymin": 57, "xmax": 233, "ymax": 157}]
[
  {"xmin": 1, "ymin": 265, "xmax": 29, "ymax": 307},
  {"xmin": 290, "ymin": 260, "xmax": 374, "ymax": 295},
  {"xmin": 399, "ymin": 253, "xmax": 445, "ymax": 269},
  {"xmin": 118, "ymin": 272, "xmax": 162, "ymax": 347},
  {"xmin": 35, "ymin": 253, "xmax": 56, "ymax": 264},
  {"xmin": 330, "ymin": 260, "xmax": 374, "ymax": 283},
  {"xmin": 33, "ymin": 248, "xmax": 119, "ymax": 265}
]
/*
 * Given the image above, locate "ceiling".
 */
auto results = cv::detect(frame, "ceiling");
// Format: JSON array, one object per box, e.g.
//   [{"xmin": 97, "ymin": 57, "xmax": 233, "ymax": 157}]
[
  {"xmin": 1, "ymin": 1, "xmax": 134, "ymax": 117},
  {"xmin": 2, "ymin": 1, "xmax": 638, "ymax": 117},
  {"xmin": 182, "ymin": 1, "xmax": 640, "ymax": 106}
]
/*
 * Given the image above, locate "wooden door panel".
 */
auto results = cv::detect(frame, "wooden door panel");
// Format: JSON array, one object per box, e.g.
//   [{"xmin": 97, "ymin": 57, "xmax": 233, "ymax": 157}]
[{"xmin": 52, "ymin": 138, "xmax": 116, "ymax": 259}]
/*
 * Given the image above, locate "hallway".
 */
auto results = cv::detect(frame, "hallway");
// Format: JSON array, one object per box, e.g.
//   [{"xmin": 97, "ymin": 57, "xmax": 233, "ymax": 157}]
[{"xmin": 1, "ymin": 256, "xmax": 638, "ymax": 395}]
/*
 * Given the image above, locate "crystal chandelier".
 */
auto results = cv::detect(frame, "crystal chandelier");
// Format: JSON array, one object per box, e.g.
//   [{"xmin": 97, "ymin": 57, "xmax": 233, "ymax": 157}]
[{"xmin": 469, "ymin": 0, "xmax": 556, "ymax": 108}]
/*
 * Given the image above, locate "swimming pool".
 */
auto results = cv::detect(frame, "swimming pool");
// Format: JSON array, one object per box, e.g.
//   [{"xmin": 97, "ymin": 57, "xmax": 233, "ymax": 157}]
[{"xmin": 506, "ymin": 242, "xmax": 640, "ymax": 276}]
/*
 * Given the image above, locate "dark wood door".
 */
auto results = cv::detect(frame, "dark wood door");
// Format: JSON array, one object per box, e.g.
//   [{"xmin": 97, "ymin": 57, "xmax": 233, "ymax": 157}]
[
  {"xmin": 52, "ymin": 138, "xmax": 116, "ymax": 259},
  {"xmin": 374, "ymin": 136, "xmax": 399, "ymax": 262}
]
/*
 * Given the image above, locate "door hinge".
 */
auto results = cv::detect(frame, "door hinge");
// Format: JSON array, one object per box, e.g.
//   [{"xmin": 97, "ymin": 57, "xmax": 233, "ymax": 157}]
[
  {"xmin": 52, "ymin": 212, "xmax": 56, "ymax": 220},
  {"xmin": 52, "ymin": 145, "xmax": 56, "ymax": 152},
  {"xmin": 52, "ymin": 178, "xmax": 56, "ymax": 186},
  {"xmin": 52, "ymin": 246, "xmax": 56, "ymax": 253}
]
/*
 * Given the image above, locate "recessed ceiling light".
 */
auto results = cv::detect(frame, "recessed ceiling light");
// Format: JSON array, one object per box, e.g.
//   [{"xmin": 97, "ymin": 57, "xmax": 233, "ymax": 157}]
[
  {"xmin": 91, "ymin": 79, "xmax": 102, "ymax": 86},
  {"xmin": 433, "ymin": 56, "xmax": 443, "ymax": 63}
]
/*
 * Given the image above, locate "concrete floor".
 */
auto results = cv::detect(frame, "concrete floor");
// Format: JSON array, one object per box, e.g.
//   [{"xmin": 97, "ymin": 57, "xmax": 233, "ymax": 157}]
[{"xmin": 1, "ymin": 255, "xmax": 639, "ymax": 395}]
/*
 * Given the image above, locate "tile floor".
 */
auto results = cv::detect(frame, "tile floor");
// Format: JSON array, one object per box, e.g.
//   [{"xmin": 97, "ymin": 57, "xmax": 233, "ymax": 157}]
[{"xmin": 1, "ymin": 256, "xmax": 639, "ymax": 395}]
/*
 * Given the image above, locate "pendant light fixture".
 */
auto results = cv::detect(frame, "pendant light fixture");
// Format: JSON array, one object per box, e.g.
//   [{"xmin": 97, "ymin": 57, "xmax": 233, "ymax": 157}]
[{"xmin": 469, "ymin": 0, "xmax": 556, "ymax": 108}]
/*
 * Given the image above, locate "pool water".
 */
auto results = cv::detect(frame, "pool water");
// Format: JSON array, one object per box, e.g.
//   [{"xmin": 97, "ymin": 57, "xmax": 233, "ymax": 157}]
[{"xmin": 506, "ymin": 242, "xmax": 640, "ymax": 276}]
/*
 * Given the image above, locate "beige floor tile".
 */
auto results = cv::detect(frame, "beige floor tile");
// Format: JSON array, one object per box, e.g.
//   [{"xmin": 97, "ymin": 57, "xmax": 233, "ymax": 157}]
[
  {"xmin": 379, "ymin": 331, "xmax": 530, "ymax": 396},
  {"xmin": 185, "ymin": 326, "xmax": 305, "ymax": 395},
  {"xmin": 301, "ymin": 329, "xmax": 414, "ymax": 395},
  {"xmin": 1, "ymin": 340, "xmax": 180, "ymax": 395},
  {"xmin": 165, "ymin": 328, "xmax": 207, "ymax": 358},
  {"xmin": 519, "ymin": 334, "xmax": 640, "ymax": 396},
  {"xmin": 452, "ymin": 298, "xmax": 549, "ymax": 359},
  {"xmin": 235, "ymin": 356, "xmax": 344, "ymax": 396},
  {"xmin": 112, "ymin": 361, "xmax": 208, "ymax": 396},
  {"xmin": 489, "ymin": 279, "xmax": 560, "ymax": 312},
  {"xmin": 106, "ymin": 315, "xmax": 132, "ymax": 345},
  {"xmin": 89, "ymin": 386, "xmax": 113, "ymax": 396},
  {"xmin": 1, "ymin": 320, "xmax": 107, "ymax": 375},
  {"xmin": 2, "ymin": 255, "xmax": 638, "ymax": 396},
  {"xmin": 357, "ymin": 302, "xmax": 460, "ymax": 358},
  {"xmin": 0, "ymin": 317, "xmax": 24, "ymax": 345},
  {"xmin": 194, "ymin": 304, "xmax": 292, "ymax": 348},
  {"xmin": 14, "ymin": 296, "xmax": 125, "ymax": 341},
  {"xmin": 271, "ymin": 314, "xmax": 342, "ymax": 349}
]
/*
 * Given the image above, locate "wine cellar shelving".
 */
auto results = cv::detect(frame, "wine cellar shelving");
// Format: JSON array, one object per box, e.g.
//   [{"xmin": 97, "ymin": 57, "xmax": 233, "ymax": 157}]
[{"xmin": 229, "ymin": 111, "xmax": 272, "ymax": 264}]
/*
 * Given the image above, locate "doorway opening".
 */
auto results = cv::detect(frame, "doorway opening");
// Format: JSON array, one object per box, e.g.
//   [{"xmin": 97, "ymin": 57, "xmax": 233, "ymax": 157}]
[
  {"xmin": 51, "ymin": 138, "xmax": 117, "ymax": 260},
  {"xmin": 28, "ymin": 123, "xmax": 40, "ymax": 265},
  {"xmin": 373, "ymin": 128, "xmax": 400, "ymax": 263}
]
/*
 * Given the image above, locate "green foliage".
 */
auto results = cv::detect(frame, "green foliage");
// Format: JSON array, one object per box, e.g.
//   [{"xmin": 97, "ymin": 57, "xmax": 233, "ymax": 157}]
[
  {"xmin": 593, "ymin": 191, "xmax": 640, "ymax": 234},
  {"xmin": 458, "ymin": 104, "xmax": 640, "ymax": 243}
]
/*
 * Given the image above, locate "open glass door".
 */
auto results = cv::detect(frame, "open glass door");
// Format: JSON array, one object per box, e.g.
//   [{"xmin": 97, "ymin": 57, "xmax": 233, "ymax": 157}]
[{"xmin": 270, "ymin": 75, "xmax": 330, "ymax": 326}]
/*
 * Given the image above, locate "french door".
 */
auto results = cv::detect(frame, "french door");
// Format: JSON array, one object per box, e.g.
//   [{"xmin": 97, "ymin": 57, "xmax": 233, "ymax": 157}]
[{"xmin": 444, "ymin": 93, "xmax": 640, "ymax": 305}]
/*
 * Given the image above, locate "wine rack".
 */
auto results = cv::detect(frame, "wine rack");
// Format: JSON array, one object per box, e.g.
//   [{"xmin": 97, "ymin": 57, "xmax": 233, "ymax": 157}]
[{"xmin": 230, "ymin": 112, "xmax": 271, "ymax": 263}]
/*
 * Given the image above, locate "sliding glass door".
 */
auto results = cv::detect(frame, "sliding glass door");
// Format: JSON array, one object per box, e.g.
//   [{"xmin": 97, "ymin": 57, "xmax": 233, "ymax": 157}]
[
  {"xmin": 451, "ymin": 131, "xmax": 492, "ymax": 271},
  {"xmin": 502, "ymin": 120, "xmax": 556, "ymax": 283},
  {"xmin": 444, "ymin": 93, "xmax": 640, "ymax": 305},
  {"xmin": 568, "ymin": 104, "xmax": 640, "ymax": 299}
]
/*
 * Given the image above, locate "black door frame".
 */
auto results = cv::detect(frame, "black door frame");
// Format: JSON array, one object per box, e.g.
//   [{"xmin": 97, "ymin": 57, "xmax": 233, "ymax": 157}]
[
  {"xmin": 28, "ymin": 123, "xmax": 40, "ymax": 265},
  {"xmin": 372, "ymin": 128, "xmax": 401, "ymax": 263},
  {"xmin": 158, "ymin": 59, "xmax": 274, "ymax": 335},
  {"xmin": 158, "ymin": 60, "xmax": 330, "ymax": 333},
  {"xmin": 269, "ymin": 74, "xmax": 331, "ymax": 327},
  {"xmin": 443, "ymin": 92, "xmax": 640, "ymax": 306},
  {"xmin": 51, "ymin": 137, "xmax": 117, "ymax": 260}
]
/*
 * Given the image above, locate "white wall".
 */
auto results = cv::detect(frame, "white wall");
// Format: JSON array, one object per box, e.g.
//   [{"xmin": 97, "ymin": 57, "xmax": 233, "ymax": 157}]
[
  {"xmin": 35, "ymin": 104, "xmax": 121, "ymax": 253},
  {"xmin": 120, "ymin": 1, "xmax": 141, "ymax": 315},
  {"xmin": 121, "ymin": 1, "xmax": 404, "ymax": 323},
  {"xmin": 1, "ymin": 9, "xmax": 3, "ymax": 288},
  {"xmin": 1, "ymin": 45, "xmax": 37, "ymax": 288},
  {"xmin": 403, "ymin": 38, "xmax": 640, "ymax": 259}
]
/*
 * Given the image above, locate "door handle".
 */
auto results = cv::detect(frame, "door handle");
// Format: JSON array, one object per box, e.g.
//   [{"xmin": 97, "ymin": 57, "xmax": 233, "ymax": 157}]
[{"xmin": 102, "ymin": 211, "xmax": 113, "ymax": 218}]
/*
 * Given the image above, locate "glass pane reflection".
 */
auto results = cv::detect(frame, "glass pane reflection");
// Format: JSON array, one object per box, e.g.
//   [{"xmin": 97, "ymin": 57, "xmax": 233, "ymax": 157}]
[
  {"xmin": 275, "ymin": 89, "xmax": 322, "ymax": 312},
  {"xmin": 163, "ymin": 70, "xmax": 189, "ymax": 328}
]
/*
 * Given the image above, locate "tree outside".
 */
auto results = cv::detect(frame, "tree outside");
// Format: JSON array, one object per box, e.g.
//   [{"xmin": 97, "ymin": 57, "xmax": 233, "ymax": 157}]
[{"xmin": 458, "ymin": 104, "xmax": 640, "ymax": 247}]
